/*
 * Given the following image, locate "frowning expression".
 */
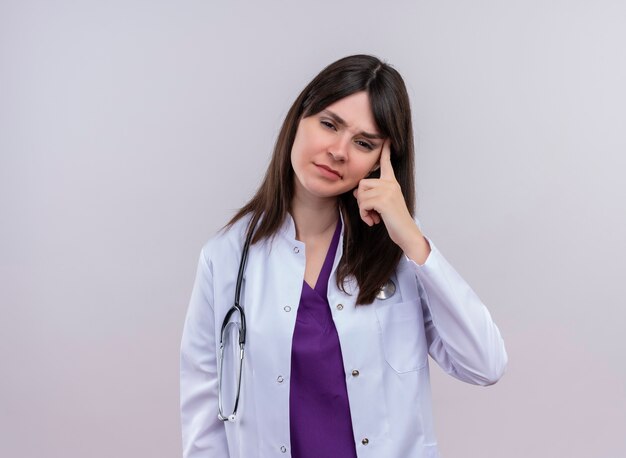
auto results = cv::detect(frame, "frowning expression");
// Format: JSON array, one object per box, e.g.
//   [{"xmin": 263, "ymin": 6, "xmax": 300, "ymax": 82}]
[{"xmin": 291, "ymin": 91, "xmax": 385, "ymax": 201}]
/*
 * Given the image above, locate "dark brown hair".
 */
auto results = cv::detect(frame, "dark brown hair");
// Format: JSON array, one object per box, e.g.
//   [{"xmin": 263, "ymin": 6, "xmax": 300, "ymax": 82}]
[{"xmin": 227, "ymin": 54, "xmax": 416, "ymax": 304}]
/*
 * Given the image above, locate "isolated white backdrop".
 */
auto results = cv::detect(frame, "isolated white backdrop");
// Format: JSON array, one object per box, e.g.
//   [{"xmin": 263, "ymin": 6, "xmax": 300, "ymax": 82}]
[{"xmin": 1, "ymin": 1, "xmax": 625, "ymax": 457}]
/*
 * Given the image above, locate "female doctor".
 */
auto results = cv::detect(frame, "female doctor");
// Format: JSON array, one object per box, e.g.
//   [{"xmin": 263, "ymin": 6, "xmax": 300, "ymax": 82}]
[{"xmin": 180, "ymin": 54, "xmax": 508, "ymax": 458}]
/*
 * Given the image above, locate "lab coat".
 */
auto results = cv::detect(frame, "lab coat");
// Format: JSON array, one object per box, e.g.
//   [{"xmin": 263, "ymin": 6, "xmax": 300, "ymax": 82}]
[{"xmin": 180, "ymin": 213, "xmax": 507, "ymax": 458}]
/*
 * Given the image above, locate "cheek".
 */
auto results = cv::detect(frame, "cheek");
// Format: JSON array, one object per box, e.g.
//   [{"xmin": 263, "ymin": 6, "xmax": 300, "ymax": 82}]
[
  {"xmin": 356, "ymin": 158, "xmax": 379, "ymax": 177},
  {"xmin": 290, "ymin": 134, "xmax": 305, "ymax": 167},
  {"xmin": 291, "ymin": 129, "xmax": 311, "ymax": 160},
  {"xmin": 344, "ymin": 166, "xmax": 372, "ymax": 188}
]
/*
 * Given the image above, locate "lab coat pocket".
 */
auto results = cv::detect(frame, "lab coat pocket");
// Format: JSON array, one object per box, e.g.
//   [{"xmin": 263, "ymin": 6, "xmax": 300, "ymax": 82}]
[{"xmin": 375, "ymin": 299, "xmax": 427, "ymax": 373}]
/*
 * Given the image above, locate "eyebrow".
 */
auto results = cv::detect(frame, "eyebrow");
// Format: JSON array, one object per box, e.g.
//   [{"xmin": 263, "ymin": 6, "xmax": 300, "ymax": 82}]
[{"xmin": 320, "ymin": 109, "xmax": 385, "ymax": 140}]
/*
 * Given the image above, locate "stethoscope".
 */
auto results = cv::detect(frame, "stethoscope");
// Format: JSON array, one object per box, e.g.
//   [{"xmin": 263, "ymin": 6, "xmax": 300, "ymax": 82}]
[
  {"xmin": 216, "ymin": 216, "xmax": 397, "ymax": 422},
  {"xmin": 217, "ymin": 218, "xmax": 255, "ymax": 422}
]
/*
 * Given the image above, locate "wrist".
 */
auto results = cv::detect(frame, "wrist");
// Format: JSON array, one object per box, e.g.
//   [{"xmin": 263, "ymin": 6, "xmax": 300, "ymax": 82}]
[{"xmin": 400, "ymin": 225, "xmax": 431, "ymax": 266}]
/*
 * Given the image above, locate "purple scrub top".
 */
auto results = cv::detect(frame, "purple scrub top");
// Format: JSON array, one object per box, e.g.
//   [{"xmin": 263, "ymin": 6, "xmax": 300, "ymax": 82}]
[{"xmin": 289, "ymin": 219, "xmax": 358, "ymax": 457}]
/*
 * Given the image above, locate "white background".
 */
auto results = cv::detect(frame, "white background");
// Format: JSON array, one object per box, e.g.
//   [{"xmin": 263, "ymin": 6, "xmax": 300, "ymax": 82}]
[{"xmin": 1, "ymin": 1, "xmax": 625, "ymax": 456}]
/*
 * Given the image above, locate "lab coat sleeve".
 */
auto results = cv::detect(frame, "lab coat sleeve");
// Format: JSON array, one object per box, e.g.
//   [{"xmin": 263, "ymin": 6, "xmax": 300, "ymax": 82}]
[
  {"xmin": 180, "ymin": 248, "xmax": 229, "ymax": 457},
  {"xmin": 406, "ymin": 224, "xmax": 508, "ymax": 386}
]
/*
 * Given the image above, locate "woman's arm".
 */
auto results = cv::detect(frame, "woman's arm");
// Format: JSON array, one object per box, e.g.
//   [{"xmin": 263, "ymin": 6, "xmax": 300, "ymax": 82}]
[
  {"xmin": 409, "ymin": 236, "xmax": 508, "ymax": 385},
  {"xmin": 180, "ymin": 249, "xmax": 230, "ymax": 456},
  {"xmin": 354, "ymin": 141, "xmax": 507, "ymax": 385}
]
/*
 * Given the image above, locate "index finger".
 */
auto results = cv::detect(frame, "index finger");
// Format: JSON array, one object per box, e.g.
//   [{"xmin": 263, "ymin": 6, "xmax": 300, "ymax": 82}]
[{"xmin": 379, "ymin": 140, "xmax": 395, "ymax": 180}]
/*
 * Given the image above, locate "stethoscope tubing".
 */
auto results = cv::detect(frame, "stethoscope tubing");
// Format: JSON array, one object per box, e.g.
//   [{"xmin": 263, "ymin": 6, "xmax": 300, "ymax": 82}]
[{"xmin": 217, "ymin": 216, "xmax": 258, "ymax": 422}]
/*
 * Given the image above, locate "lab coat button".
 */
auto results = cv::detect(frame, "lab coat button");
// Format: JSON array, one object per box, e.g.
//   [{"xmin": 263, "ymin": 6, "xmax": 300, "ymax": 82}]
[
  {"xmin": 293, "ymin": 246, "xmax": 300, "ymax": 253},
  {"xmin": 277, "ymin": 375, "xmax": 284, "ymax": 383},
  {"xmin": 336, "ymin": 303, "xmax": 344, "ymax": 310},
  {"xmin": 280, "ymin": 445, "xmax": 287, "ymax": 453},
  {"xmin": 361, "ymin": 438, "xmax": 369, "ymax": 445},
  {"xmin": 284, "ymin": 306, "xmax": 291, "ymax": 312},
  {"xmin": 351, "ymin": 370, "xmax": 360, "ymax": 377}
]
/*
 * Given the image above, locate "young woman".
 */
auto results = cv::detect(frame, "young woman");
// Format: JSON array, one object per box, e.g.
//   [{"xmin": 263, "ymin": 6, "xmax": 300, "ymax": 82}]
[{"xmin": 180, "ymin": 54, "xmax": 507, "ymax": 458}]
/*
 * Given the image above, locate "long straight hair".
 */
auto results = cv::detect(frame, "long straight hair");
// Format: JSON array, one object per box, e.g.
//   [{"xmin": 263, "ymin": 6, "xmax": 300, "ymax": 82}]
[{"xmin": 227, "ymin": 54, "xmax": 416, "ymax": 304}]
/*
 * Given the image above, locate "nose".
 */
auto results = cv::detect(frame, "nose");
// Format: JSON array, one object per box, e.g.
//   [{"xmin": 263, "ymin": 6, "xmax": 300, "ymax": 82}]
[{"xmin": 328, "ymin": 134, "xmax": 350, "ymax": 162}]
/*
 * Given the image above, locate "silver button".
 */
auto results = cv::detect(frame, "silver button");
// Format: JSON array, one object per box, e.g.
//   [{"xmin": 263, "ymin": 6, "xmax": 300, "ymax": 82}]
[
  {"xmin": 277, "ymin": 375, "xmax": 284, "ymax": 383},
  {"xmin": 376, "ymin": 279, "xmax": 396, "ymax": 300},
  {"xmin": 361, "ymin": 438, "xmax": 369, "ymax": 445},
  {"xmin": 352, "ymin": 370, "xmax": 360, "ymax": 377},
  {"xmin": 280, "ymin": 445, "xmax": 287, "ymax": 453},
  {"xmin": 284, "ymin": 305, "xmax": 292, "ymax": 312},
  {"xmin": 336, "ymin": 303, "xmax": 344, "ymax": 311},
  {"xmin": 293, "ymin": 246, "xmax": 300, "ymax": 253}
]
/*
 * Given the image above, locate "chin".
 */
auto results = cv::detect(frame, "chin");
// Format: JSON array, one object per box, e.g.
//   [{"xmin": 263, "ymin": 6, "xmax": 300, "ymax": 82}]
[
  {"xmin": 295, "ymin": 173, "xmax": 351, "ymax": 199},
  {"xmin": 302, "ymin": 184, "xmax": 345, "ymax": 199}
]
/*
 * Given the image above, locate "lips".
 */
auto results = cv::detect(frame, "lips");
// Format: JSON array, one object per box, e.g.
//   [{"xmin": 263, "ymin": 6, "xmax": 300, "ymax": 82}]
[{"xmin": 315, "ymin": 163, "xmax": 342, "ymax": 179}]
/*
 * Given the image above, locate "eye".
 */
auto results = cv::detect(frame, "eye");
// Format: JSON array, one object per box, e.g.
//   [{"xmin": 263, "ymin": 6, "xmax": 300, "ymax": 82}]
[
  {"xmin": 355, "ymin": 139, "xmax": 374, "ymax": 150},
  {"xmin": 320, "ymin": 120, "xmax": 336, "ymax": 130}
]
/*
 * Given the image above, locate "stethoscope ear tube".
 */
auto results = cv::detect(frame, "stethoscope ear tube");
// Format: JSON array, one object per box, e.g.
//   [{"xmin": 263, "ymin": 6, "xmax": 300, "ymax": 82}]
[
  {"xmin": 220, "ymin": 216, "xmax": 258, "ymax": 345},
  {"xmin": 233, "ymin": 216, "xmax": 258, "ymax": 342}
]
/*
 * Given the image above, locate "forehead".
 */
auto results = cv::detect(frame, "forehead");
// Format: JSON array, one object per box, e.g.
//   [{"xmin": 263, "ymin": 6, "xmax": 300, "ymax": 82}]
[{"xmin": 322, "ymin": 91, "xmax": 379, "ymax": 134}]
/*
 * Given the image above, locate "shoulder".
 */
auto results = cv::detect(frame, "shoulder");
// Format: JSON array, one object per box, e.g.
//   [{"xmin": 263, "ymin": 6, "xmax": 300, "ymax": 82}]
[{"xmin": 200, "ymin": 214, "xmax": 253, "ymax": 266}]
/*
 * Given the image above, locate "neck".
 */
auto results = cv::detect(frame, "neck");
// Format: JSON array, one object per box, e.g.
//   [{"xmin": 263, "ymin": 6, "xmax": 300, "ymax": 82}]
[{"xmin": 290, "ymin": 192, "xmax": 339, "ymax": 242}]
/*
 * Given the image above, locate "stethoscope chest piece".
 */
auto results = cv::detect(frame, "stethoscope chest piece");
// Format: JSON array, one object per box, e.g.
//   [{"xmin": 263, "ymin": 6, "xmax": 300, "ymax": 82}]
[{"xmin": 376, "ymin": 279, "xmax": 396, "ymax": 300}]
